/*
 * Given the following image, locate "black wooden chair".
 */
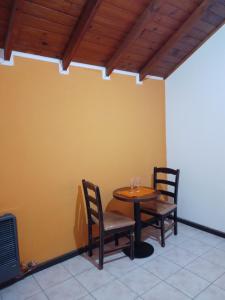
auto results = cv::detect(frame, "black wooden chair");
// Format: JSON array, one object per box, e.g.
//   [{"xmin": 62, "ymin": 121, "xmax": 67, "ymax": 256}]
[
  {"xmin": 82, "ymin": 179, "xmax": 135, "ymax": 270},
  {"xmin": 140, "ymin": 167, "xmax": 180, "ymax": 247}
]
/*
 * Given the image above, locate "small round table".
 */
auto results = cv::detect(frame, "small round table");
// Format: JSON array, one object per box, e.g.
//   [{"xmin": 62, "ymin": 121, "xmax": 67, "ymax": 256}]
[{"xmin": 113, "ymin": 186, "xmax": 160, "ymax": 258}]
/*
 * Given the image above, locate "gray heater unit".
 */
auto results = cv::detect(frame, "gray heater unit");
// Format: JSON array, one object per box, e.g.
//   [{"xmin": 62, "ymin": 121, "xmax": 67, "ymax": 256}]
[{"xmin": 0, "ymin": 214, "xmax": 20, "ymax": 284}]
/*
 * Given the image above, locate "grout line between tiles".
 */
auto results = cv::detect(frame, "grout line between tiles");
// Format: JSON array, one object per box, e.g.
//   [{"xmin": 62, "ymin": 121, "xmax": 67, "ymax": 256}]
[
  {"xmin": 130, "ymin": 258, "xmax": 190, "ymax": 299},
  {"xmin": 2, "ymin": 225, "xmax": 225, "ymax": 300},
  {"xmin": 73, "ymin": 275, "xmax": 100, "ymax": 300},
  {"xmin": 161, "ymin": 280, "xmax": 193, "ymax": 299},
  {"xmin": 39, "ymin": 264, "xmax": 73, "ymax": 291},
  {"xmin": 144, "ymin": 241, "xmax": 215, "ymax": 297},
  {"xmin": 63, "ymin": 257, "xmax": 95, "ymax": 277},
  {"xmin": 73, "ymin": 268, "xmax": 118, "ymax": 298},
  {"xmin": 90, "ymin": 278, "xmax": 137, "ymax": 299},
  {"xmin": 135, "ymin": 263, "xmax": 192, "ymax": 299},
  {"xmin": 31, "ymin": 275, "xmax": 50, "ymax": 300},
  {"xmin": 76, "ymin": 230, "xmax": 224, "ymax": 299},
  {"xmin": 157, "ymin": 243, "xmax": 225, "ymax": 299},
  {"xmin": 194, "ymin": 284, "xmax": 217, "ymax": 299}
]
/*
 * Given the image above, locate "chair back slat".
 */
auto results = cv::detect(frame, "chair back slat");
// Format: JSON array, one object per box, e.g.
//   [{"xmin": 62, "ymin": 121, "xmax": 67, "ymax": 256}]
[
  {"xmin": 89, "ymin": 195, "xmax": 98, "ymax": 205},
  {"xmin": 153, "ymin": 167, "xmax": 180, "ymax": 204},
  {"xmin": 90, "ymin": 207, "xmax": 99, "ymax": 219},
  {"xmin": 155, "ymin": 179, "xmax": 175, "ymax": 187},
  {"xmin": 155, "ymin": 167, "xmax": 178, "ymax": 175},
  {"xmin": 90, "ymin": 208, "xmax": 100, "ymax": 223},
  {"xmin": 158, "ymin": 189, "xmax": 175, "ymax": 198},
  {"xmin": 83, "ymin": 181, "xmax": 97, "ymax": 191},
  {"xmin": 82, "ymin": 179, "xmax": 104, "ymax": 229}
]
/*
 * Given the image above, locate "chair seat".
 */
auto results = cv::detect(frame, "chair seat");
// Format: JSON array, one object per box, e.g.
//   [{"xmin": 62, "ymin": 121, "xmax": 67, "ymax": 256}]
[
  {"xmin": 103, "ymin": 212, "xmax": 135, "ymax": 231},
  {"xmin": 141, "ymin": 199, "xmax": 176, "ymax": 216}
]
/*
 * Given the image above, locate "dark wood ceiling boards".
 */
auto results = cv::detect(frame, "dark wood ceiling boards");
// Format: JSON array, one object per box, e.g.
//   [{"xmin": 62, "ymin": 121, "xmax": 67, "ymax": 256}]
[
  {"xmin": 62, "ymin": 0, "xmax": 103, "ymax": 70},
  {"xmin": 139, "ymin": 0, "xmax": 223, "ymax": 80},
  {"xmin": 1, "ymin": 0, "xmax": 224, "ymax": 79}
]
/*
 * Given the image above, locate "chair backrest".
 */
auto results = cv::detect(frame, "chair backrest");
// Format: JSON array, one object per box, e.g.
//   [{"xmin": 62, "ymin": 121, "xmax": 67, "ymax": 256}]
[
  {"xmin": 82, "ymin": 179, "xmax": 104, "ymax": 230},
  {"xmin": 153, "ymin": 167, "xmax": 180, "ymax": 204}
]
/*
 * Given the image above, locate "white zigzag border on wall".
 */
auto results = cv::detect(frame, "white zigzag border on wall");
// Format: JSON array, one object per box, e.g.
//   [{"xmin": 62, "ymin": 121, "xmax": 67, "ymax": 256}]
[{"xmin": 0, "ymin": 48, "xmax": 163, "ymax": 85}]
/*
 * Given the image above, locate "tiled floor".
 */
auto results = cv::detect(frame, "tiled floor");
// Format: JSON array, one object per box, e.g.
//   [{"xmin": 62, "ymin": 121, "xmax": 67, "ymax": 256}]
[{"xmin": 1, "ymin": 223, "xmax": 225, "ymax": 300}]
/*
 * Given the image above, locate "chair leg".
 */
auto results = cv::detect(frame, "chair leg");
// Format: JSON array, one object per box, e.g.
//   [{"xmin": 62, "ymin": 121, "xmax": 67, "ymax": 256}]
[
  {"xmin": 115, "ymin": 233, "xmax": 119, "ymax": 246},
  {"xmin": 88, "ymin": 224, "xmax": 93, "ymax": 257},
  {"xmin": 174, "ymin": 209, "xmax": 178, "ymax": 235},
  {"xmin": 99, "ymin": 232, "xmax": 104, "ymax": 270},
  {"xmin": 130, "ymin": 231, "xmax": 134, "ymax": 260},
  {"xmin": 161, "ymin": 217, "xmax": 165, "ymax": 247}
]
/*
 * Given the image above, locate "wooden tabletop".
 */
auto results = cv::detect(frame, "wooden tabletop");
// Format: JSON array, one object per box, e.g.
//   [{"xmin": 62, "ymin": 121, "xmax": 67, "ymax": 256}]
[{"xmin": 113, "ymin": 186, "xmax": 160, "ymax": 203}]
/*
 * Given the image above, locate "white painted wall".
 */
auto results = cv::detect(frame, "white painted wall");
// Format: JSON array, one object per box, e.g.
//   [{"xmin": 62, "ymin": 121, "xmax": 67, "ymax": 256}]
[{"xmin": 166, "ymin": 25, "xmax": 225, "ymax": 232}]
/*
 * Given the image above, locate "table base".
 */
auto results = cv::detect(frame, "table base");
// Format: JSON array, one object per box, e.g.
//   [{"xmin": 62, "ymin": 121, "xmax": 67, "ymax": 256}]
[{"xmin": 123, "ymin": 241, "xmax": 154, "ymax": 258}]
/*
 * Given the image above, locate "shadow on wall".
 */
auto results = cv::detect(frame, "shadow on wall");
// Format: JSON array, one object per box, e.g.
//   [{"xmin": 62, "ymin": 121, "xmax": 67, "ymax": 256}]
[
  {"xmin": 106, "ymin": 198, "xmax": 133, "ymax": 218},
  {"xmin": 73, "ymin": 185, "xmax": 88, "ymax": 248},
  {"xmin": 73, "ymin": 185, "xmax": 153, "ymax": 246}
]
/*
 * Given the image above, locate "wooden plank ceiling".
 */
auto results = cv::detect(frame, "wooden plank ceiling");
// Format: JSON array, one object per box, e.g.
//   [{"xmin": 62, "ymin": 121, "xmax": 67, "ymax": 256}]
[{"xmin": 0, "ymin": 0, "xmax": 224, "ymax": 79}]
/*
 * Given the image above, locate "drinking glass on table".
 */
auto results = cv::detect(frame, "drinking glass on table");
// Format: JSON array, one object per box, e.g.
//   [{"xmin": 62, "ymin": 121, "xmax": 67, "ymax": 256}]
[
  {"xmin": 135, "ymin": 176, "xmax": 141, "ymax": 192},
  {"xmin": 130, "ymin": 177, "xmax": 135, "ymax": 192}
]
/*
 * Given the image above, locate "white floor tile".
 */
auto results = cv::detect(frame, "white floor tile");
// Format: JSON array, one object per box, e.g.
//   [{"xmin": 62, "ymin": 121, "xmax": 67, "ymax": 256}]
[
  {"xmin": 178, "ymin": 238, "xmax": 212, "ymax": 256},
  {"xmin": 92, "ymin": 280, "xmax": 136, "ymax": 300},
  {"xmin": 195, "ymin": 285, "xmax": 225, "ymax": 300},
  {"xmin": 76, "ymin": 268, "xmax": 115, "ymax": 292},
  {"xmin": 178, "ymin": 225, "xmax": 201, "ymax": 238},
  {"xmin": 166, "ymin": 269, "xmax": 209, "ymax": 298},
  {"xmin": 63, "ymin": 256, "xmax": 93, "ymax": 276},
  {"xmin": 119, "ymin": 267, "xmax": 160, "ymax": 295},
  {"xmin": 141, "ymin": 281, "xmax": 190, "ymax": 300},
  {"xmin": 1, "ymin": 276, "xmax": 41, "ymax": 300},
  {"xmin": 34, "ymin": 264, "xmax": 71, "ymax": 289},
  {"xmin": 176, "ymin": 223, "xmax": 188, "ymax": 230},
  {"xmin": 104, "ymin": 256, "xmax": 137, "ymax": 277},
  {"xmin": 161, "ymin": 246, "xmax": 197, "ymax": 266},
  {"xmin": 166, "ymin": 234, "xmax": 189, "ymax": 246},
  {"xmin": 27, "ymin": 292, "xmax": 48, "ymax": 300},
  {"xmin": 214, "ymin": 273, "xmax": 225, "ymax": 291},
  {"xmin": 79, "ymin": 295, "xmax": 95, "ymax": 300},
  {"xmin": 143, "ymin": 256, "xmax": 181, "ymax": 279},
  {"xmin": 1, "ymin": 225, "xmax": 223, "ymax": 300},
  {"xmin": 185, "ymin": 257, "xmax": 225, "ymax": 282},
  {"xmin": 45, "ymin": 277, "xmax": 88, "ymax": 300},
  {"xmin": 216, "ymin": 240, "xmax": 225, "ymax": 251},
  {"xmin": 194, "ymin": 231, "xmax": 224, "ymax": 247},
  {"xmin": 202, "ymin": 248, "xmax": 225, "ymax": 268}
]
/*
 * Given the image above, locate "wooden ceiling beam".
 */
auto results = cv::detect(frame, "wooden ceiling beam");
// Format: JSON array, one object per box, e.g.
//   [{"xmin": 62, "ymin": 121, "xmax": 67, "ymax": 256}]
[
  {"xmin": 164, "ymin": 19, "xmax": 225, "ymax": 79},
  {"xmin": 139, "ymin": 0, "xmax": 216, "ymax": 81},
  {"xmin": 105, "ymin": 0, "xmax": 163, "ymax": 77},
  {"xmin": 4, "ymin": 0, "xmax": 24, "ymax": 61},
  {"xmin": 62, "ymin": 0, "xmax": 103, "ymax": 71}
]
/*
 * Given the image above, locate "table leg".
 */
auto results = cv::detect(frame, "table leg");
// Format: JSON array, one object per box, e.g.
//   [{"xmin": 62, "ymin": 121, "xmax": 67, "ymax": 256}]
[
  {"xmin": 134, "ymin": 202, "xmax": 142, "ymax": 244},
  {"xmin": 124, "ymin": 202, "xmax": 154, "ymax": 258}
]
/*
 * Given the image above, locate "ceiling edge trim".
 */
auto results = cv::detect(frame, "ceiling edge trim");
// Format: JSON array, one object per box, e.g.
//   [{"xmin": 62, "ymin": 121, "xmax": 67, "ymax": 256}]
[{"xmin": 0, "ymin": 49, "xmax": 163, "ymax": 84}]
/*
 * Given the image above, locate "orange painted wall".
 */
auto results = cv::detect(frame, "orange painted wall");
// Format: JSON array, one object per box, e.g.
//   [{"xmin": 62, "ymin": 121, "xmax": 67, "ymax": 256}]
[{"xmin": 0, "ymin": 57, "xmax": 166, "ymax": 264}]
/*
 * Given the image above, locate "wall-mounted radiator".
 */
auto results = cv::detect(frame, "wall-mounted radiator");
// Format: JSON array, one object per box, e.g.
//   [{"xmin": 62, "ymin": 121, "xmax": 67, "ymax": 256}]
[{"xmin": 0, "ymin": 214, "xmax": 20, "ymax": 284}]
